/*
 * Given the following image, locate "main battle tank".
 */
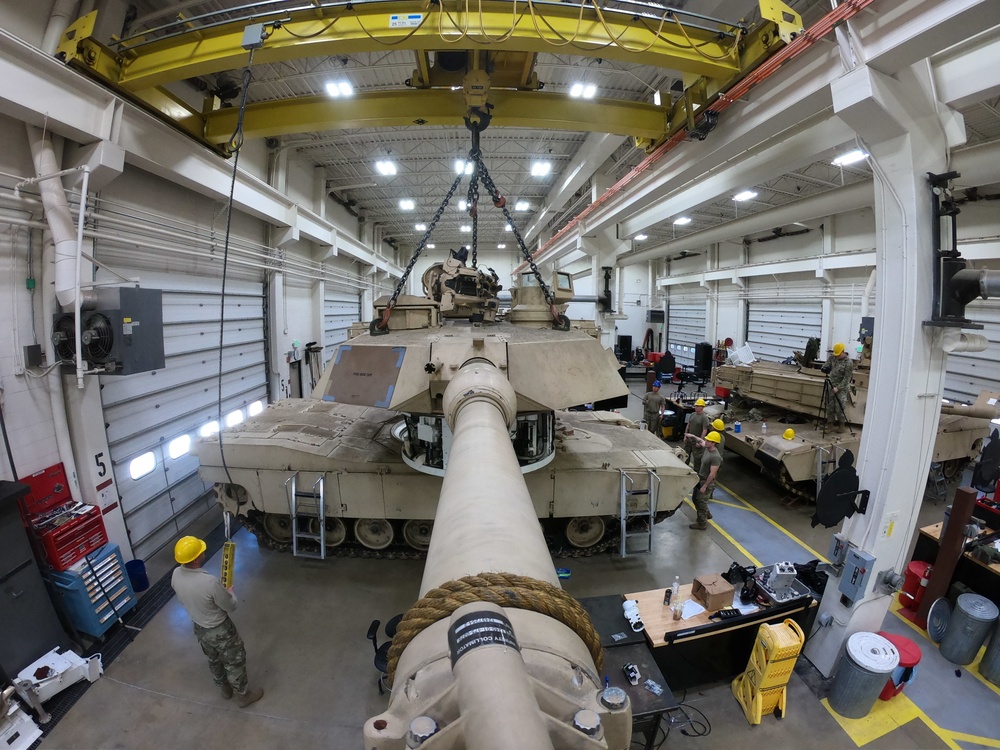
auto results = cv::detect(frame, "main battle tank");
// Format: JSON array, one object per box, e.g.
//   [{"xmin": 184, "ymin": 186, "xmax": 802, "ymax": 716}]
[
  {"xmin": 195, "ymin": 266, "xmax": 694, "ymax": 556},
  {"xmin": 712, "ymin": 337, "xmax": 996, "ymax": 499}
]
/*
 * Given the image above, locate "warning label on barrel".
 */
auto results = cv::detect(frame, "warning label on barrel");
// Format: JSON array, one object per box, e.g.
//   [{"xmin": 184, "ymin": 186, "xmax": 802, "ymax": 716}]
[{"xmin": 448, "ymin": 611, "xmax": 520, "ymax": 667}]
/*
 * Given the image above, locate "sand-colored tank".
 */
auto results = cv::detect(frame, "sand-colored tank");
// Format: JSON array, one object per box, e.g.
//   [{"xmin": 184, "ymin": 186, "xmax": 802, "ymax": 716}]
[{"xmin": 196, "ymin": 270, "xmax": 694, "ymax": 555}]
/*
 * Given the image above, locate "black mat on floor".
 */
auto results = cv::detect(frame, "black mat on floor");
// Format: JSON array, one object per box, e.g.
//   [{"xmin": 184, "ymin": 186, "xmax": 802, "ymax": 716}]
[{"xmin": 26, "ymin": 522, "xmax": 229, "ymax": 749}]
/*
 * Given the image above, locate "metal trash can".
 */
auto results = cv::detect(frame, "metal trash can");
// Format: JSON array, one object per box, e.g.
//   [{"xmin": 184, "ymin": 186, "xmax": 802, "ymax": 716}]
[
  {"xmin": 980, "ymin": 623, "xmax": 1000, "ymax": 686},
  {"xmin": 828, "ymin": 632, "xmax": 899, "ymax": 719},
  {"xmin": 940, "ymin": 593, "xmax": 999, "ymax": 665}
]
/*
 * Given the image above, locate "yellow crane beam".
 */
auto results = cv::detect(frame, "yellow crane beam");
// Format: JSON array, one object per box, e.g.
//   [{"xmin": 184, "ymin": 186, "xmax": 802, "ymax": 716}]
[{"xmin": 204, "ymin": 88, "xmax": 670, "ymax": 142}]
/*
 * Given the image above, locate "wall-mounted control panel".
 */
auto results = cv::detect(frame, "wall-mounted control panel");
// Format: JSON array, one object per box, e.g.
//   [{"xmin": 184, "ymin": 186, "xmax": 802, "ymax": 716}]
[{"xmin": 838, "ymin": 547, "xmax": 876, "ymax": 605}]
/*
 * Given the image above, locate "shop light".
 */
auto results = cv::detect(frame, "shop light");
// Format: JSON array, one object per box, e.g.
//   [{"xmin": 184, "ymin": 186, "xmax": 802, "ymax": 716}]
[
  {"xmin": 497, "ymin": 243, "xmax": 506, "ymax": 249},
  {"xmin": 673, "ymin": 217, "xmax": 692, "ymax": 225},
  {"xmin": 733, "ymin": 190, "xmax": 757, "ymax": 202},
  {"xmin": 460, "ymin": 225, "xmax": 472, "ymax": 232},
  {"xmin": 399, "ymin": 199, "xmax": 415, "ymax": 210},
  {"xmin": 515, "ymin": 201, "xmax": 530, "ymax": 211},
  {"xmin": 415, "ymin": 223, "xmax": 427, "ymax": 231},
  {"xmin": 530, "ymin": 161, "xmax": 551, "ymax": 177},
  {"xmin": 454, "ymin": 160, "xmax": 474, "ymax": 175},
  {"xmin": 832, "ymin": 149, "xmax": 868, "ymax": 167},
  {"xmin": 634, "ymin": 234, "xmax": 648, "ymax": 241},
  {"xmin": 374, "ymin": 160, "xmax": 397, "ymax": 176},
  {"xmin": 325, "ymin": 81, "xmax": 353, "ymax": 97}
]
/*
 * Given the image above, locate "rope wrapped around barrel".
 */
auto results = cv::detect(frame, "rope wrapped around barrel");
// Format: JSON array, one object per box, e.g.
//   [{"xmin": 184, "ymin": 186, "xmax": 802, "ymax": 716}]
[{"xmin": 385, "ymin": 572, "xmax": 604, "ymax": 687}]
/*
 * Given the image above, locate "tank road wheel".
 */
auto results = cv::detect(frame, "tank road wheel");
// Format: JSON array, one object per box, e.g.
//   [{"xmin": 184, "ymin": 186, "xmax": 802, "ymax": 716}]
[
  {"xmin": 354, "ymin": 518, "xmax": 394, "ymax": 550},
  {"xmin": 307, "ymin": 517, "xmax": 347, "ymax": 547},
  {"xmin": 402, "ymin": 519, "xmax": 434, "ymax": 551},
  {"xmin": 263, "ymin": 513, "xmax": 293, "ymax": 544},
  {"xmin": 941, "ymin": 458, "xmax": 967, "ymax": 481},
  {"xmin": 565, "ymin": 516, "xmax": 606, "ymax": 549}
]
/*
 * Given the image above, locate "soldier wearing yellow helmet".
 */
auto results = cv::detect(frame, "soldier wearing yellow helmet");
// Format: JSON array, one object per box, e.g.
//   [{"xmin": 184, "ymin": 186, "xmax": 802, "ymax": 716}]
[
  {"xmin": 711, "ymin": 418, "xmax": 726, "ymax": 451},
  {"xmin": 684, "ymin": 398, "xmax": 711, "ymax": 469},
  {"xmin": 688, "ymin": 431, "xmax": 724, "ymax": 530},
  {"xmin": 824, "ymin": 342, "xmax": 854, "ymax": 433},
  {"xmin": 171, "ymin": 536, "xmax": 263, "ymax": 708}
]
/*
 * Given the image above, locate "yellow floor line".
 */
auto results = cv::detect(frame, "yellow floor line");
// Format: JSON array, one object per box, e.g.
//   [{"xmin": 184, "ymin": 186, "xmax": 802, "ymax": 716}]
[
  {"xmin": 717, "ymin": 481, "xmax": 830, "ymax": 563},
  {"xmin": 708, "ymin": 498, "xmax": 745, "ymax": 510},
  {"xmin": 683, "ymin": 498, "xmax": 761, "ymax": 567}
]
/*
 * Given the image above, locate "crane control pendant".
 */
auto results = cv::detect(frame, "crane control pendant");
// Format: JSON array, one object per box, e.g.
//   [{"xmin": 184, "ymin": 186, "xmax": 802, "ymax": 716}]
[{"xmin": 221, "ymin": 541, "xmax": 236, "ymax": 589}]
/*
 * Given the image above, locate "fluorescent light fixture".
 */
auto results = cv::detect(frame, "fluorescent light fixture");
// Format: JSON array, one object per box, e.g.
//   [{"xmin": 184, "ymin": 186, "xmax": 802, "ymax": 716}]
[
  {"xmin": 515, "ymin": 201, "xmax": 530, "ymax": 211},
  {"xmin": 530, "ymin": 161, "xmax": 551, "ymax": 177},
  {"xmin": 497, "ymin": 243, "xmax": 506, "ymax": 249},
  {"xmin": 673, "ymin": 216, "xmax": 692, "ymax": 225},
  {"xmin": 375, "ymin": 160, "xmax": 397, "ymax": 176},
  {"xmin": 427, "ymin": 243, "xmax": 436, "ymax": 249},
  {"xmin": 831, "ymin": 149, "xmax": 868, "ymax": 167},
  {"xmin": 634, "ymin": 234, "xmax": 648, "ymax": 241},
  {"xmin": 505, "ymin": 224, "xmax": 513, "ymax": 231},
  {"xmin": 415, "ymin": 223, "xmax": 427, "ymax": 231},
  {"xmin": 399, "ymin": 199, "xmax": 415, "ymax": 210},
  {"xmin": 454, "ymin": 160, "xmax": 473, "ymax": 175},
  {"xmin": 460, "ymin": 225, "xmax": 471, "ymax": 232},
  {"xmin": 733, "ymin": 190, "xmax": 757, "ymax": 202},
  {"xmin": 325, "ymin": 81, "xmax": 353, "ymax": 97}
]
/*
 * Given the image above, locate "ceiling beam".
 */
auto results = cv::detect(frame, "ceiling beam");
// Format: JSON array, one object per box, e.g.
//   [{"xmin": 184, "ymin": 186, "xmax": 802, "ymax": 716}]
[{"xmin": 203, "ymin": 89, "xmax": 671, "ymax": 143}]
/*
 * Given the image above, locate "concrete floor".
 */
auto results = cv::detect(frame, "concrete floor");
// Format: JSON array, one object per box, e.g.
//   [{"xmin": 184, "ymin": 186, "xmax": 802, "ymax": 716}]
[{"xmin": 35, "ymin": 382, "xmax": 998, "ymax": 749}]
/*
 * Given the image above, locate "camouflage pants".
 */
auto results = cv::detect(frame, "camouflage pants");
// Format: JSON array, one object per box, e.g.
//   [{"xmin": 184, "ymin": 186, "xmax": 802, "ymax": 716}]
[
  {"xmin": 826, "ymin": 390, "xmax": 847, "ymax": 425},
  {"xmin": 688, "ymin": 443, "xmax": 705, "ymax": 471},
  {"xmin": 644, "ymin": 413, "xmax": 660, "ymax": 435},
  {"xmin": 193, "ymin": 617, "xmax": 248, "ymax": 694},
  {"xmin": 694, "ymin": 481, "xmax": 716, "ymax": 524}
]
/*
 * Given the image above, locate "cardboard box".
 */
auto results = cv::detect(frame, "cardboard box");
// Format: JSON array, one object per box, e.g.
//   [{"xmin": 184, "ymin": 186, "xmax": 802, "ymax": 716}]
[{"xmin": 692, "ymin": 573, "xmax": 735, "ymax": 612}]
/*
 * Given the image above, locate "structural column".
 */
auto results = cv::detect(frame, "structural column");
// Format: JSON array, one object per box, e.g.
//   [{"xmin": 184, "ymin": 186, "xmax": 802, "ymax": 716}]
[{"xmin": 805, "ymin": 65, "xmax": 962, "ymax": 675}]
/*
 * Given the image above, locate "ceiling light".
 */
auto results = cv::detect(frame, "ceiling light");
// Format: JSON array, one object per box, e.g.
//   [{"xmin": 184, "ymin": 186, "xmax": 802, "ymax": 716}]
[
  {"xmin": 454, "ymin": 160, "xmax": 473, "ymax": 175},
  {"xmin": 375, "ymin": 160, "xmax": 397, "ymax": 176},
  {"xmin": 733, "ymin": 190, "xmax": 757, "ymax": 202},
  {"xmin": 427, "ymin": 243, "xmax": 436, "ymax": 249},
  {"xmin": 653, "ymin": 90, "xmax": 662, "ymax": 106},
  {"xmin": 582, "ymin": 84, "xmax": 596, "ymax": 99},
  {"xmin": 326, "ymin": 81, "xmax": 353, "ymax": 97},
  {"xmin": 831, "ymin": 149, "xmax": 869, "ymax": 167},
  {"xmin": 505, "ymin": 224, "xmax": 513, "ymax": 231},
  {"xmin": 497, "ymin": 243, "xmax": 506, "ymax": 249},
  {"xmin": 415, "ymin": 223, "xmax": 426, "ymax": 231},
  {"xmin": 570, "ymin": 83, "xmax": 584, "ymax": 98},
  {"xmin": 673, "ymin": 216, "xmax": 692, "ymax": 225},
  {"xmin": 634, "ymin": 234, "xmax": 648, "ymax": 241},
  {"xmin": 458, "ymin": 199, "xmax": 467, "ymax": 211},
  {"xmin": 399, "ymin": 199, "xmax": 415, "ymax": 210},
  {"xmin": 530, "ymin": 161, "xmax": 551, "ymax": 177},
  {"xmin": 515, "ymin": 201, "xmax": 529, "ymax": 211},
  {"xmin": 460, "ymin": 225, "xmax": 471, "ymax": 232}
]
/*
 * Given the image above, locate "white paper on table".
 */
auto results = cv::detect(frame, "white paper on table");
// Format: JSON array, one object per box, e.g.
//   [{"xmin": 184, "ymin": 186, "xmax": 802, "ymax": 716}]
[
  {"xmin": 733, "ymin": 591, "xmax": 759, "ymax": 615},
  {"xmin": 681, "ymin": 599, "xmax": 706, "ymax": 619}
]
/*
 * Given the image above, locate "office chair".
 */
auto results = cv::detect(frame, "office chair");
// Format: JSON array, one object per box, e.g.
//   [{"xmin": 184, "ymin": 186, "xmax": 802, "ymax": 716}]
[{"xmin": 366, "ymin": 613, "xmax": 403, "ymax": 695}]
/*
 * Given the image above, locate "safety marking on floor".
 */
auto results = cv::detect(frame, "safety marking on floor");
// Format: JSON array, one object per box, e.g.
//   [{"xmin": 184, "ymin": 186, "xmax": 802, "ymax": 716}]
[
  {"xmin": 821, "ymin": 692, "xmax": 926, "ymax": 747},
  {"xmin": 682, "ymin": 498, "xmax": 761, "ymax": 567},
  {"xmin": 717, "ymin": 481, "xmax": 829, "ymax": 563}
]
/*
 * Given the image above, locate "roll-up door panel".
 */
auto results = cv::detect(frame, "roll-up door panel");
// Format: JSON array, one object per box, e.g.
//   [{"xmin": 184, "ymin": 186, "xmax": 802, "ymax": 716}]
[
  {"xmin": 667, "ymin": 301, "xmax": 703, "ymax": 369},
  {"xmin": 945, "ymin": 297, "xmax": 1000, "ymax": 402},
  {"xmin": 97, "ymin": 273, "xmax": 267, "ymax": 561},
  {"xmin": 324, "ymin": 287, "xmax": 361, "ymax": 356},
  {"xmin": 747, "ymin": 302, "xmax": 822, "ymax": 362}
]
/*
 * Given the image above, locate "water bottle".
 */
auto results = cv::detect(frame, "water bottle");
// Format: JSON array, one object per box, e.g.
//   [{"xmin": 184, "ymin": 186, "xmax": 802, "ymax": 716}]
[
  {"xmin": 734, "ymin": 420, "xmax": 741, "ymax": 433},
  {"xmin": 639, "ymin": 419, "xmax": 646, "ymax": 431},
  {"xmin": 671, "ymin": 576, "xmax": 680, "ymax": 604},
  {"xmin": 761, "ymin": 419, "xmax": 767, "ymax": 434}
]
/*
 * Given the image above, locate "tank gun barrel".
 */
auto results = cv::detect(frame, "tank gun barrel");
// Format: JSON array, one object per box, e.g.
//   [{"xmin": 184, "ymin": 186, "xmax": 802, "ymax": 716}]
[
  {"xmin": 365, "ymin": 360, "xmax": 630, "ymax": 749},
  {"xmin": 939, "ymin": 401, "xmax": 1000, "ymax": 420}
]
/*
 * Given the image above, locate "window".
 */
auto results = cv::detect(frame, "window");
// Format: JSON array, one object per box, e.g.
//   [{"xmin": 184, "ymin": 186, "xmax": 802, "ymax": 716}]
[
  {"xmin": 168, "ymin": 435, "xmax": 191, "ymax": 459},
  {"xmin": 248, "ymin": 400, "xmax": 264, "ymax": 417},
  {"xmin": 129, "ymin": 452, "xmax": 156, "ymax": 480},
  {"xmin": 225, "ymin": 410, "xmax": 244, "ymax": 427},
  {"xmin": 199, "ymin": 421, "xmax": 220, "ymax": 437}
]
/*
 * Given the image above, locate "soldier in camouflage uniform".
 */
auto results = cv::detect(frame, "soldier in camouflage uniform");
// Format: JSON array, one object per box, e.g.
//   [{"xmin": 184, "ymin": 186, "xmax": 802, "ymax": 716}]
[
  {"xmin": 171, "ymin": 536, "xmax": 263, "ymax": 707},
  {"xmin": 685, "ymin": 398, "xmax": 711, "ymax": 469},
  {"xmin": 825, "ymin": 343, "xmax": 854, "ymax": 432},
  {"xmin": 690, "ymin": 431, "xmax": 723, "ymax": 530}
]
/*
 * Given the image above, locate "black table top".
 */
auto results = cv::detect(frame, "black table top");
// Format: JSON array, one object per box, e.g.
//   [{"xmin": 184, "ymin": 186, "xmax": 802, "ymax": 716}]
[
  {"xmin": 578, "ymin": 594, "xmax": 646, "ymax": 648},
  {"xmin": 601, "ymin": 641, "xmax": 679, "ymax": 718}
]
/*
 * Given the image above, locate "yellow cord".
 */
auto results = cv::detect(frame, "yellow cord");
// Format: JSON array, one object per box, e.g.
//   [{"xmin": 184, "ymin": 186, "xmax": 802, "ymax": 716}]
[{"xmin": 438, "ymin": 0, "xmax": 471, "ymax": 44}]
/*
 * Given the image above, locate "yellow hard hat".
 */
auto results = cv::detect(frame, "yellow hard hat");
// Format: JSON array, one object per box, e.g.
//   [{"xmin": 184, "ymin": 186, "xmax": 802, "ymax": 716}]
[
  {"xmin": 705, "ymin": 431, "xmax": 722, "ymax": 444},
  {"xmin": 174, "ymin": 536, "xmax": 207, "ymax": 564},
  {"xmin": 694, "ymin": 398, "xmax": 707, "ymax": 407},
  {"xmin": 833, "ymin": 342, "xmax": 845, "ymax": 356},
  {"xmin": 783, "ymin": 428, "xmax": 796, "ymax": 440},
  {"xmin": 712, "ymin": 419, "xmax": 725, "ymax": 431}
]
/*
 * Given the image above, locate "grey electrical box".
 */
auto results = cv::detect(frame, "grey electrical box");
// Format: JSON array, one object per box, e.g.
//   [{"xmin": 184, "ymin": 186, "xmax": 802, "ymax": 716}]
[
  {"xmin": 828, "ymin": 533, "xmax": 849, "ymax": 566},
  {"xmin": 838, "ymin": 547, "xmax": 876, "ymax": 604},
  {"xmin": 52, "ymin": 287, "xmax": 165, "ymax": 376}
]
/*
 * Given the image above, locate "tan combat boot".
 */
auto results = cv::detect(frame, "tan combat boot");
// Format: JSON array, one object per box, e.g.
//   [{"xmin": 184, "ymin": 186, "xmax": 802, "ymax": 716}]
[{"xmin": 237, "ymin": 687, "xmax": 264, "ymax": 708}]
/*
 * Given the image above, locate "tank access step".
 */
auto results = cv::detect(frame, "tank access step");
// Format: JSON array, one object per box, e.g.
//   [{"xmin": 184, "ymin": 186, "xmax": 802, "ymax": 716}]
[
  {"xmin": 619, "ymin": 469, "xmax": 659, "ymax": 558},
  {"xmin": 284, "ymin": 473, "xmax": 326, "ymax": 559}
]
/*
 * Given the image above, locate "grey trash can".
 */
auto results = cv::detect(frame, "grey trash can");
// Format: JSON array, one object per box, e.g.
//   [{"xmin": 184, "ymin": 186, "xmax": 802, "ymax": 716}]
[
  {"xmin": 828, "ymin": 632, "xmax": 899, "ymax": 719},
  {"xmin": 980, "ymin": 623, "xmax": 1000, "ymax": 686},
  {"xmin": 940, "ymin": 593, "xmax": 999, "ymax": 666}
]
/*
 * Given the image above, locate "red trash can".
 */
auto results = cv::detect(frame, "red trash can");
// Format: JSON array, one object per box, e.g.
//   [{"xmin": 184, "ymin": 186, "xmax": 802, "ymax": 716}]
[
  {"xmin": 898, "ymin": 561, "xmax": 932, "ymax": 611},
  {"xmin": 876, "ymin": 631, "xmax": 921, "ymax": 700}
]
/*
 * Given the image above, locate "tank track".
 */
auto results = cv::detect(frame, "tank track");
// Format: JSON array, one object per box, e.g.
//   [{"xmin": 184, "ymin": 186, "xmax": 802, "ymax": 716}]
[{"xmin": 242, "ymin": 511, "xmax": 622, "ymax": 560}]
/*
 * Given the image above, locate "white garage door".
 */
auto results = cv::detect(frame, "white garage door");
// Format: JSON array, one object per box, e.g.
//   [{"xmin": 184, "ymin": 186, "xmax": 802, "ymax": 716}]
[
  {"xmin": 98, "ymin": 273, "xmax": 268, "ymax": 560},
  {"xmin": 945, "ymin": 297, "xmax": 1000, "ymax": 403},
  {"xmin": 747, "ymin": 301, "xmax": 822, "ymax": 363},
  {"xmin": 324, "ymin": 286, "xmax": 361, "ymax": 359},
  {"xmin": 667, "ymin": 299, "xmax": 704, "ymax": 369}
]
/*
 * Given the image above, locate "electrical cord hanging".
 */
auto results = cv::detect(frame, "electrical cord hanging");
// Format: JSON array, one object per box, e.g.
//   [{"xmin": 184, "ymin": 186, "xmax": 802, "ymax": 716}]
[{"xmin": 215, "ymin": 43, "xmax": 259, "ymax": 507}]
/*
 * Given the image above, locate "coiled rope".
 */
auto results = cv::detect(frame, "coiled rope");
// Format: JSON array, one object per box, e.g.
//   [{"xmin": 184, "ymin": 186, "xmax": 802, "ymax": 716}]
[{"xmin": 386, "ymin": 572, "xmax": 604, "ymax": 687}]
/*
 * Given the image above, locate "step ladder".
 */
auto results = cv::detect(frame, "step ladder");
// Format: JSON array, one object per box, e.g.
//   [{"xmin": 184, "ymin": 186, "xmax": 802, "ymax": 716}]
[
  {"xmin": 284, "ymin": 473, "xmax": 327, "ymax": 559},
  {"xmin": 619, "ymin": 469, "xmax": 659, "ymax": 557}
]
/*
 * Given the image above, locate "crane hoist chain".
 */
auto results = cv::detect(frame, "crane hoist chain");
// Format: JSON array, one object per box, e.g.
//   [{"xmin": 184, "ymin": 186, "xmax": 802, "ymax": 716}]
[{"xmin": 375, "ymin": 119, "xmax": 565, "ymax": 333}]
